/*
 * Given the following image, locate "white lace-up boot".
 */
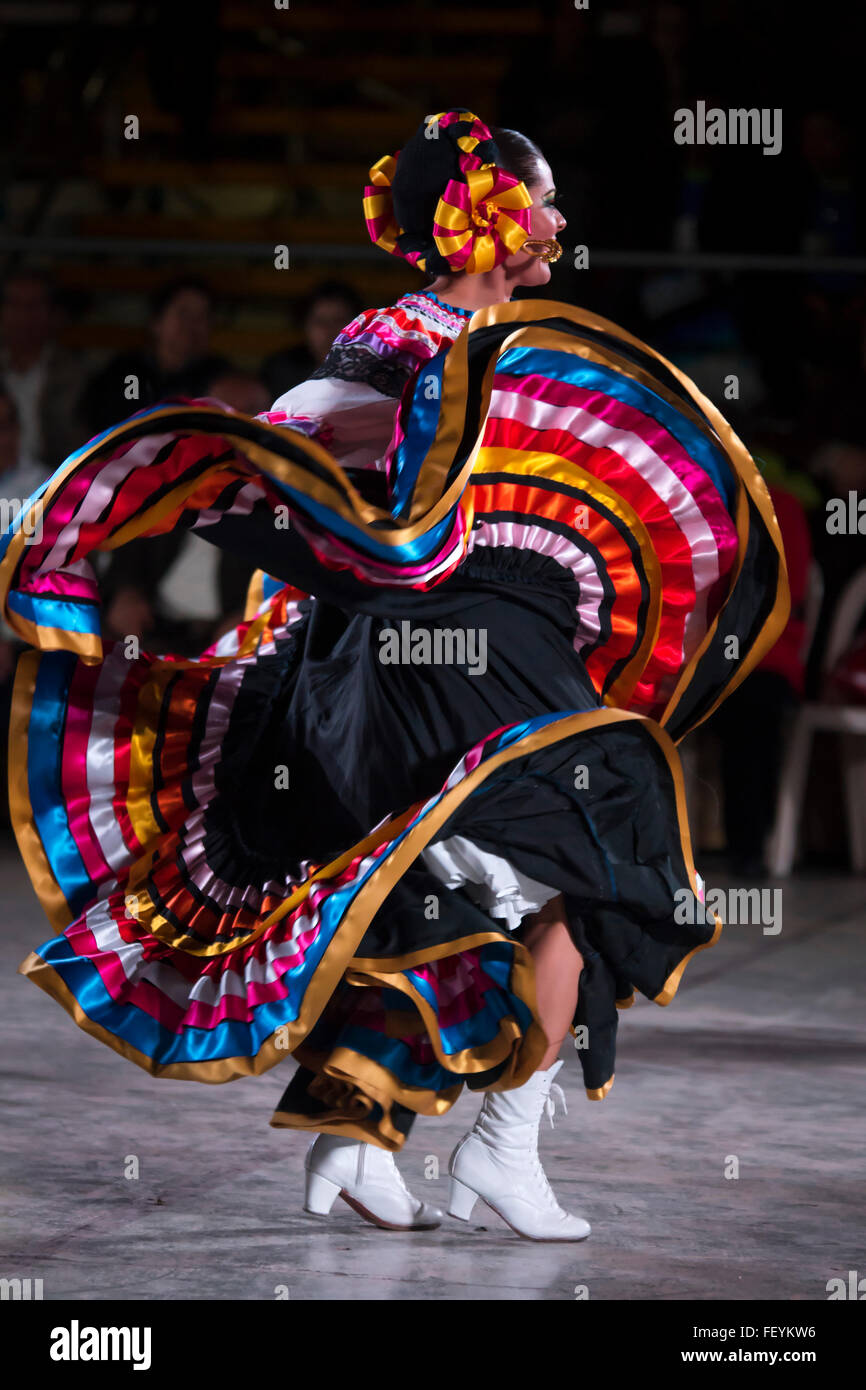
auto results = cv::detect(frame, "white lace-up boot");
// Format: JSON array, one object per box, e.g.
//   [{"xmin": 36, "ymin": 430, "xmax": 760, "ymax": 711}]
[
  {"xmin": 447, "ymin": 1060, "xmax": 591, "ymax": 1241},
  {"xmin": 304, "ymin": 1134, "xmax": 444, "ymax": 1230}
]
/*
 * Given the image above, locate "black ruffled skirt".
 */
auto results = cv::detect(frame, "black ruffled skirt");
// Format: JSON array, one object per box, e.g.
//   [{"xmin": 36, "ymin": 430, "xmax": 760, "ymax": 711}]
[{"xmin": 0, "ymin": 300, "xmax": 787, "ymax": 1148}]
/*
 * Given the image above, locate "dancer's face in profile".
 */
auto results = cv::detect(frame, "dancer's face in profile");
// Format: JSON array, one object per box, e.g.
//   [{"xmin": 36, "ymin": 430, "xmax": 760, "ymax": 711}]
[{"xmin": 505, "ymin": 156, "xmax": 567, "ymax": 289}]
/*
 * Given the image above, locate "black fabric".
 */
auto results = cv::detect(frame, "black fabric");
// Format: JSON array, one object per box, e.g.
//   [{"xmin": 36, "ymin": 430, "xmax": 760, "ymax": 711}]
[
  {"xmin": 270, "ymin": 707, "xmax": 706, "ymax": 1114},
  {"xmin": 194, "ymin": 543, "xmax": 709, "ymax": 1117},
  {"xmin": 665, "ymin": 491, "xmax": 782, "ymax": 740},
  {"xmin": 210, "ymin": 549, "xmax": 600, "ymax": 873},
  {"xmin": 276, "ymin": 1063, "xmax": 416, "ymax": 1139}
]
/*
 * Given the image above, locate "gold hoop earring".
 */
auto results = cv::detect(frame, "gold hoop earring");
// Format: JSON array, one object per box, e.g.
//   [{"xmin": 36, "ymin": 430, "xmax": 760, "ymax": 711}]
[{"xmin": 522, "ymin": 238, "xmax": 563, "ymax": 264}]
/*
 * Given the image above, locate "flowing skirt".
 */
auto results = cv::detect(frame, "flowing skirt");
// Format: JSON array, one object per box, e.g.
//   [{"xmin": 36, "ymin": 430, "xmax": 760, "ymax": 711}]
[{"xmin": 0, "ymin": 300, "xmax": 788, "ymax": 1148}]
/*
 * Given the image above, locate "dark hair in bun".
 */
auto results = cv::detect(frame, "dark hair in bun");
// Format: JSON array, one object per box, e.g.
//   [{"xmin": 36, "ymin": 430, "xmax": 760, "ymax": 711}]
[{"xmin": 390, "ymin": 113, "xmax": 544, "ymax": 279}]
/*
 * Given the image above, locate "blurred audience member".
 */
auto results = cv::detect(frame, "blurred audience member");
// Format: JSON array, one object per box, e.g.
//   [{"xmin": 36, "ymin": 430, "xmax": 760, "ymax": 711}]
[
  {"xmin": 79, "ymin": 277, "xmax": 234, "ymax": 654},
  {"xmin": 212, "ymin": 551, "xmax": 256, "ymax": 644},
  {"xmin": 752, "ymin": 444, "xmax": 823, "ymax": 512},
  {"xmin": 799, "ymin": 109, "xmax": 863, "ymax": 263},
  {"xmin": 710, "ymin": 479, "xmax": 813, "ymax": 876},
  {"xmin": 807, "ymin": 421, "xmax": 866, "ymax": 692},
  {"xmin": 0, "ymin": 382, "xmax": 44, "ymax": 661},
  {"xmin": 0, "ymin": 384, "xmax": 46, "ymax": 510},
  {"xmin": 79, "ymin": 276, "xmax": 231, "ymax": 435},
  {"xmin": 99, "ymin": 372, "xmax": 273, "ymax": 655},
  {"xmin": 0, "ymin": 384, "xmax": 47, "ymax": 832},
  {"xmin": 0, "ymin": 269, "xmax": 88, "ymax": 471},
  {"xmin": 100, "ymin": 526, "xmax": 222, "ymax": 658},
  {"xmin": 202, "ymin": 372, "xmax": 271, "ymax": 630},
  {"xmin": 207, "ymin": 369, "xmax": 270, "ymax": 417},
  {"xmin": 261, "ymin": 280, "xmax": 363, "ymax": 402}
]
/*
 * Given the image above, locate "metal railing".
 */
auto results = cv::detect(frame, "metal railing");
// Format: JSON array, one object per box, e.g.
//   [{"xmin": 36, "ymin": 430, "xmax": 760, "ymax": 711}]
[{"xmin": 1, "ymin": 237, "xmax": 865, "ymax": 275}]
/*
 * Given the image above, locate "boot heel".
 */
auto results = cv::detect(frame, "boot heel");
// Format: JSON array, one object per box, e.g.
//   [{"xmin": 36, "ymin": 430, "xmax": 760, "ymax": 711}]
[
  {"xmin": 448, "ymin": 1177, "xmax": 479, "ymax": 1221},
  {"xmin": 304, "ymin": 1169, "xmax": 341, "ymax": 1216}
]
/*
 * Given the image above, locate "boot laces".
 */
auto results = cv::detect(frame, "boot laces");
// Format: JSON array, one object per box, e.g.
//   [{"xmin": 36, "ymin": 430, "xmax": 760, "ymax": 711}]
[
  {"xmin": 471, "ymin": 1078, "xmax": 571, "ymax": 1218},
  {"xmin": 527, "ymin": 1082, "xmax": 569, "ymax": 1213},
  {"xmin": 358, "ymin": 1144, "xmax": 415, "ymax": 1204},
  {"xmin": 544, "ymin": 1082, "xmax": 568, "ymax": 1129},
  {"xmin": 382, "ymin": 1151, "xmax": 414, "ymax": 1201},
  {"xmin": 528, "ymin": 1128, "xmax": 564, "ymax": 1213}
]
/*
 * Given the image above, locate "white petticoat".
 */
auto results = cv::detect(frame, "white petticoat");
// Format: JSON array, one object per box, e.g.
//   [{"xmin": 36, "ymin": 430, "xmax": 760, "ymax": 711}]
[{"xmin": 420, "ymin": 834, "xmax": 559, "ymax": 931}]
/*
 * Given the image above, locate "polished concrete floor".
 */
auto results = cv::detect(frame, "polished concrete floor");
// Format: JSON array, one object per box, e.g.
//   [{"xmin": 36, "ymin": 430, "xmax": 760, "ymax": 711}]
[{"xmin": 1, "ymin": 843, "xmax": 863, "ymax": 1301}]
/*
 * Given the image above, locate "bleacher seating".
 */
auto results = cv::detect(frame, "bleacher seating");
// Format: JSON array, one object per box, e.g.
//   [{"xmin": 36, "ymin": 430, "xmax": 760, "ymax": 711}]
[{"xmin": 0, "ymin": 1, "xmax": 533, "ymax": 363}]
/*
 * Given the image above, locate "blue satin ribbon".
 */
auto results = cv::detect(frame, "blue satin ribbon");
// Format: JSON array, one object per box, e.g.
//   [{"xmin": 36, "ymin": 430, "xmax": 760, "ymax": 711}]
[
  {"xmin": 7, "ymin": 589, "xmax": 101, "ymax": 634},
  {"xmin": 28, "ymin": 653, "xmax": 94, "ymax": 914},
  {"xmin": 498, "ymin": 346, "xmax": 736, "ymax": 509},
  {"xmin": 389, "ymin": 351, "xmax": 448, "ymax": 515}
]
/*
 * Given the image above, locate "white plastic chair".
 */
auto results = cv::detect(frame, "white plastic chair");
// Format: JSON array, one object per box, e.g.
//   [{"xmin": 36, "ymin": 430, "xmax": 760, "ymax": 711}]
[
  {"xmin": 801, "ymin": 558, "xmax": 824, "ymax": 667},
  {"xmin": 767, "ymin": 563, "xmax": 866, "ymax": 875}
]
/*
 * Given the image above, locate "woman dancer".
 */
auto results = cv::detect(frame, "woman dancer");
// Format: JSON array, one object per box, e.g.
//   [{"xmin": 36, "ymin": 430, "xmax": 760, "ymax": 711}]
[{"xmin": 0, "ymin": 111, "xmax": 788, "ymax": 1243}]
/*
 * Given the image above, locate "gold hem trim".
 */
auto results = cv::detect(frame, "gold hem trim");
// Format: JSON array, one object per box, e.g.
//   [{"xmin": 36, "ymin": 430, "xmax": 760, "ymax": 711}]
[
  {"xmin": 586, "ymin": 1075, "xmax": 615, "ymax": 1100},
  {"xmin": 268, "ymin": 1111, "xmax": 404, "ymax": 1153},
  {"xmin": 15, "ymin": 704, "xmax": 715, "ymax": 1088},
  {"xmin": 291, "ymin": 1044, "xmax": 464, "ymax": 1118},
  {"xmin": 653, "ymin": 911, "xmax": 724, "ymax": 1005},
  {"xmin": 350, "ymin": 926, "xmax": 517, "ymax": 971},
  {"xmin": 343, "ymin": 958, "xmax": 549, "ymax": 1082}
]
